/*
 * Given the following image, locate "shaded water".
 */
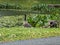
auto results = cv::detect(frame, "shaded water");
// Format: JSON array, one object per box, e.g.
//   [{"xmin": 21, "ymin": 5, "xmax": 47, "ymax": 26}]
[
  {"xmin": 0, "ymin": 10, "xmax": 43, "ymax": 16},
  {"xmin": 0, "ymin": 10, "xmax": 22, "ymax": 16}
]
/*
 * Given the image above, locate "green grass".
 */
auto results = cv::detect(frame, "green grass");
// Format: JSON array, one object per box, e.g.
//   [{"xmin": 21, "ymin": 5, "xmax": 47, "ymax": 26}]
[
  {"xmin": 0, "ymin": 27, "xmax": 60, "ymax": 42},
  {"xmin": 0, "ymin": 0, "xmax": 60, "ymax": 9}
]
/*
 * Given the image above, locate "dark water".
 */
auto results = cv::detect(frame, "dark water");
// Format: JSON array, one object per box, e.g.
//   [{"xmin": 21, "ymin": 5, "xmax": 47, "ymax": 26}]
[
  {"xmin": 0, "ymin": 10, "xmax": 22, "ymax": 16},
  {"xmin": 0, "ymin": 10, "xmax": 43, "ymax": 16}
]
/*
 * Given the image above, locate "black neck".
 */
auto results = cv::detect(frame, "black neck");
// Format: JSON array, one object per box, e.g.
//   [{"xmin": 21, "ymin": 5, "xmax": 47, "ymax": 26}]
[{"xmin": 24, "ymin": 14, "xmax": 27, "ymax": 21}]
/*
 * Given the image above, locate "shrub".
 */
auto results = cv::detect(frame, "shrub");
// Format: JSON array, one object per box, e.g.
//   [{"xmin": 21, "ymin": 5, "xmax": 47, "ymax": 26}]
[
  {"xmin": 27, "ymin": 14, "xmax": 48, "ymax": 27},
  {"xmin": 28, "ymin": 4, "xmax": 60, "ymax": 27},
  {"xmin": 0, "ymin": 3, "xmax": 21, "ymax": 9},
  {"xmin": 0, "ymin": 16, "xmax": 23, "ymax": 27},
  {"xmin": 31, "ymin": 4, "xmax": 55, "ymax": 13}
]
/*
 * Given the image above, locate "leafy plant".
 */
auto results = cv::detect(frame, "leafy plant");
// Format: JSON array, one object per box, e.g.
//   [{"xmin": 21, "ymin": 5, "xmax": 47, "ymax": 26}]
[
  {"xmin": 0, "ymin": 16, "xmax": 23, "ymax": 27},
  {"xmin": 28, "ymin": 15, "xmax": 48, "ymax": 27},
  {"xmin": 28, "ymin": 4, "xmax": 60, "ymax": 27},
  {"xmin": 31, "ymin": 4, "xmax": 55, "ymax": 13},
  {"xmin": 0, "ymin": 3, "xmax": 22, "ymax": 9}
]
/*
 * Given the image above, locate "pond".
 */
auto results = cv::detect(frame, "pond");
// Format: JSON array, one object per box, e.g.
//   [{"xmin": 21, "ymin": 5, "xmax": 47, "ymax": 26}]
[{"xmin": 0, "ymin": 10, "xmax": 23, "ymax": 16}]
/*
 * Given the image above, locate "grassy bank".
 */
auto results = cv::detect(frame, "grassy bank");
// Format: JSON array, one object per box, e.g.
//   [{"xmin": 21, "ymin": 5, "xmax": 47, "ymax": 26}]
[
  {"xmin": 0, "ymin": 27, "xmax": 60, "ymax": 42},
  {"xmin": 0, "ymin": 0, "xmax": 60, "ymax": 9}
]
